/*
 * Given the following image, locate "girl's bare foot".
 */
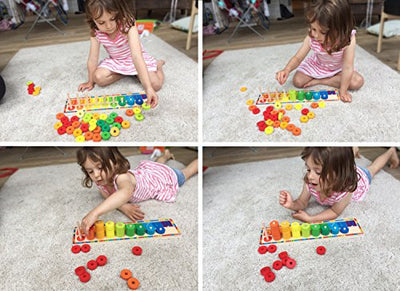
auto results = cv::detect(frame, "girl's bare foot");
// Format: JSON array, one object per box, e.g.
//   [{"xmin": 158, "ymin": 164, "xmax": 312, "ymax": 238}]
[
  {"xmin": 353, "ymin": 147, "xmax": 360, "ymax": 158},
  {"xmin": 388, "ymin": 147, "xmax": 399, "ymax": 169},
  {"xmin": 163, "ymin": 149, "xmax": 175, "ymax": 161},
  {"xmin": 157, "ymin": 60, "xmax": 165, "ymax": 69},
  {"xmin": 303, "ymin": 79, "xmax": 319, "ymax": 88}
]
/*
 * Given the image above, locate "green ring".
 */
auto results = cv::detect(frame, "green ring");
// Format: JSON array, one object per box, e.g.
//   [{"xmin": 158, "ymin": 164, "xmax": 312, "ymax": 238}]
[
  {"xmin": 112, "ymin": 122, "xmax": 121, "ymax": 129},
  {"xmin": 135, "ymin": 113, "xmax": 144, "ymax": 121},
  {"xmin": 106, "ymin": 117, "xmax": 114, "ymax": 125},
  {"xmin": 101, "ymin": 124, "xmax": 110, "ymax": 132},
  {"xmin": 109, "ymin": 112, "xmax": 118, "ymax": 119},
  {"xmin": 101, "ymin": 131, "xmax": 111, "ymax": 140},
  {"xmin": 96, "ymin": 119, "xmax": 105, "ymax": 127}
]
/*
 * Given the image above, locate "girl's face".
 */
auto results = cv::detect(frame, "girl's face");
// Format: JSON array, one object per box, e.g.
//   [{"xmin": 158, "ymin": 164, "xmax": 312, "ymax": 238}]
[
  {"xmin": 83, "ymin": 157, "xmax": 110, "ymax": 186},
  {"xmin": 93, "ymin": 10, "xmax": 117, "ymax": 35},
  {"xmin": 305, "ymin": 156, "xmax": 322, "ymax": 191},
  {"xmin": 310, "ymin": 21, "xmax": 328, "ymax": 44}
]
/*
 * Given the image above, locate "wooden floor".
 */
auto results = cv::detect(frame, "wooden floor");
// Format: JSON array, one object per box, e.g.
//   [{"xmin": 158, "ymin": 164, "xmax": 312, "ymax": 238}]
[
  {"xmin": 0, "ymin": 146, "xmax": 198, "ymax": 188},
  {"xmin": 203, "ymin": 147, "xmax": 400, "ymax": 181},
  {"xmin": 0, "ymin": 11, "xmax": 198, "ymax": 71},
  {"xmin": 203, "ymin": 7, "xmax": 400, "ymax": 71}
]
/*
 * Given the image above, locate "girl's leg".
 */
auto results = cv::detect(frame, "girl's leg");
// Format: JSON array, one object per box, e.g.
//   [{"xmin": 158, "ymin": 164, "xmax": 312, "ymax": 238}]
[
  {"xmin": 155, "ymin": 149, "xmax": 174, "ymax": 164},
  {"xmin": 147, "ymin": 60, "xmax": 165, "ymax": 91},
  {"xmin": 303, "ymin": 72, "xmax": 364, "ymax": 89},
  {"xmin": 93, "ymin": 68, "xmax": 124, "ymax": 87},
  {"xmin": 366, "ymin": 147, "xmax": 399, "ymax": 178},
  {"xmin": 181, "ymin": 159, "xmax": 198, "ymax": 180},
  {"xmin": 292, "ymin": 71, "xmax": 314, "ymax": 88}
]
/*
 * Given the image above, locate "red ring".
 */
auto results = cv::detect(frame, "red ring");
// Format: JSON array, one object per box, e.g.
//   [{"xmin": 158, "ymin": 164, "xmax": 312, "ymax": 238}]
[
  {"xmin": 87, "ymin": 260, "xmax": 98, "ymax": 270},
  {"xmin": 81, "ymin": 244, "xmax": 91, "ymax": 253},
  {"xmin": 316, "ymin": 246, "xmax": 326, "ymax": 255},
  {"xmin": 57, "ymin": 126, "xmax": 67, "ymax": 135},
  {"xmin": 114, "ymin": 116, "xmax": 123, "ymax": 123},
  {"xmin": 278, "ymin": 251, "xmax": 288, "ymax": 260},
  {"xmin": 264, "ymin": 271, "xmax": 276, "ymax": 282},
  {"xmin": 96, "ymin": 255, "xmax": 107, "ymax": 266},
  {"xmin": 267, "ymin": 245, "xmax": 277, "ymax": 253},
  {"xmin": 79, "ymin": 272, "xmax": 91, "ymax": 283},
  {"xmin": 286, "ymin": 258, "xmax": 296, "ymax": 269},
  {"xmin": 272, "ymin": 260, "xmax": 283, "ymax": 270},
  {"xmin": 75, "ymin": 266, "xmax": 86, "ymax": 276},
  {"xmin": 301, "ymin": 108, "xmax": 309, "ymax": 115},
  {"xmin": 260, "ymin": 266, "xmax": 271, "ymax": 276},
  {"xmin": 132, "ymin": 246, "xmax": 142, "ymax": 256},
  {"xmin": 252, "ymin": 107, "xmax": 260, "ymax": 114},
  {"xmin": 71, "ymin": 245, "xmax": 81, "ymax": 254},
  {"xmin": 258, "ymin": 246, "xmax": 267, "ymax": 254},
  {"xmin": 71, "ymin": 116, "xmax": 79, "ymax": 122}
]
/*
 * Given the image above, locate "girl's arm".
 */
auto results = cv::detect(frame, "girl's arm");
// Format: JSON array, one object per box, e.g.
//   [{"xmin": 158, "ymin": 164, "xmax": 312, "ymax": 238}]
[
  {"xmin": 78, "ymin": 37, "xmax": 100, "ymax": 91},
  {"xmin": 279, "ymin": 183, "xmax": 311, "ymax": 211},
  {"xmin": 339, "ymin": 34, "xmax": 356, "ymax": 101},
  {"xmin": 276, "ymin": 36, "xmax": 311, "ymax": 85},
  {"xmin": 127, "ymin": 26, "xmax": 158, "ymax": 108},
  {"xmin": 293, "ymin": 192, "xmax": 352, "ymax": 223},
  {"xmin": 81, "ymin": 174, "xmax": 135, "ymax": 234}
]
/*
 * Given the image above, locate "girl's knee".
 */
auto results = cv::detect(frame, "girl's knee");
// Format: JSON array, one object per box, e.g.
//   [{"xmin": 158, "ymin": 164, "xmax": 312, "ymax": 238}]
[
  {"xmin": 351, "ymin": 74, "xmax": 364, "ymax": 90},
  {"xmin": 93, "ymin": 70, "xmax": 107, "ymax": 87},
  {"xmin": 292, "ymin": 75, "xmax": 305, "ymax": 88},
  {"xmin": 151, "ymin": 80, "xmax": 162, "ymax": 91}
]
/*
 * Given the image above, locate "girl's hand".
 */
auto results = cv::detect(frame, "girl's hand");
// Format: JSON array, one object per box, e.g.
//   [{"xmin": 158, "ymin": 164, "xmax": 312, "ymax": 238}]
[
  {"xmin": 145, "ymin": 87, "xmax": 158, "ymax": 108},
  {"xmin": 292, "ymin": 210, "xmax": 310, "ymax": 222},
  {"xmin": 275, "ymin": 69, "xmax": 289, "ymax": 85},
  {"xmin": 339, "ymin": 90, "xmax": 352, "ymax": 103},
  {"xmin": 81, "ymin": 211, "xmax": 99, "ymax": 236},
  {"xmin": 120, "ymin": 204, "xmax": 145, "ymax": 221},
  {"xmin": 279, "ymin": 190, "xmax": 294, "ymax": 209},
  {"xmin": 78, "ymin": 81, "xmax": 95, "ymax": 92}
]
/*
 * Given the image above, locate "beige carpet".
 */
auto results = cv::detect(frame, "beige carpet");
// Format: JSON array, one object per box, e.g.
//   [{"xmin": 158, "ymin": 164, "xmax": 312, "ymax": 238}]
[
  {"xmin": 0, "ymin": 153, "xmax": 198, "ymax": 290},
  {"xmin": 203, "ymin": 155, "xmax": 400, "ymax": 289},
  {"xmin": 0, "ymin": 34, "xmax": 198, "ymax": 142},
  {"xmin": 203, "ymin": 43, "xmax": 400, "ymax": 142}
]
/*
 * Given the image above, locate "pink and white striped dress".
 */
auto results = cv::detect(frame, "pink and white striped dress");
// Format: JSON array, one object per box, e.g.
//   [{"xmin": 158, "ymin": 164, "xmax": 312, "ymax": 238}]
[
  {"xmin": 297, "ymin": 30, "xmax": 356, "ymax": 79},
  {"xmin": 96, "ymin": 160, "xmax": 179, "ymax": 203},
  {"xmin": 95, "ymin": 28, "xmax": 157, "ymax": 75},
  {"xmin": 306, "ymin": 166, "xmax": 369, "ymax": 206}
]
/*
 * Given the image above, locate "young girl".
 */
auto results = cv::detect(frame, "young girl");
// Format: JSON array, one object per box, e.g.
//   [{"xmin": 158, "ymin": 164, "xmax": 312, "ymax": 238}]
[
  {"xmin": 279, "ymin": 147, "xmax": 399, "ymax": 223},
  {"xmin": 78, "ymin": 0, "xmax": 164, "ymax": 108},
  {"xmin": 77, "ymin": 147, "xmax": 198, "ymax": 235},
  {"xmin": 275, "ymin": 0, "xmax": 364, "ymax": 102}
]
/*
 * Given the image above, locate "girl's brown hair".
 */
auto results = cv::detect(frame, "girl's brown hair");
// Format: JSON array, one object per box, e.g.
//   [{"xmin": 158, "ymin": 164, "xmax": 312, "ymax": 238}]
[
  {"xmin": 301, "ymin": 147, "xmax": 358, "ymax": 197},
  {"xmin": 77, "ymin": 147, "xmax": 130, "ymax": 188},
  {"xmin": 85, "ymin": 0, "xmax": 135, "ymax": 36},
  {"xmin": 306, "ymin": 0, "xmax": 355, "ymax": 54}
]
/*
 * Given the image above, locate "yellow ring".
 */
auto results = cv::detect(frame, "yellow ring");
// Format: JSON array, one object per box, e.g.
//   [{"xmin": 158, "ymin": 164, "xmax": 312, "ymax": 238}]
[
  {"xmin": 110, "ymin": 127, "xmax": 120, "ymax": 137},
  {"xmin": 274, "ymin": 101, "xmax": 282, "ymax": 109},
  {"xmin": 142, "ymin": 103, "xmax": 151, "ymax": 110},
  {"xmin": 54, "ymin": 121, "xmax": 63, "ymax": 129},
  {"xmin": 73, "ymin": 128, "xmax": 83, "ymax": 137},
  {"xmin": 266, "ymin": 119, "xmax": 274, "ymax": 126},
  {"xmin": 300, "ymin": 115, "xmax": 309, "ymax": 123},
  {"xmin": 92, "ymin": 113, "xmax": 100, "ymax": 120},
  {"xmin": 280, "ymin": 121, "xmax": 288, "ymax": 129},
  {"xmin": 133, "ymin": 107, "xmax": 141, "ymax": 114},
  {"xmin": 76, "ymin": 110, "xmax": 85, "ymax": 118},
  {"xmin": 246, "ymin": 99, "xmax": 254, "ymax": 106},
  {"xmin": 240, "ymin": 86, "xmax": 247, "ymax": 92},
  {"xmin": 264, "ymin": 126, "xmax": 274, "ymax": 135},
  {"xmin": 121, "ymin": 120, "xmax": 130, "ymax": 129},
  {"xmin": 318, "ymin": 101, "xmax": 326, "ymax": 108},
  {"xmin": 89, "ymin": 124, "xmax": 97, "ymax": 132},
  {"xmin": 135, "ymin": 113, "xmax": 144, "ymax": 121},
  {"xmin": 307, "ymin": 111, "xmax": 315, "ymax": 119},
  {"xmin": 294, "ymin": 104, "xmax": 303, "ymax": 110},
  {"xmin": 75, "ymin": 135, "xmax": 85, "ymax": 142},
  {"xmin": 99, "ymin": 113, "xmax": 108, "ymax": 120},
  {"xmin": 285, "ymin": 104, "xmax": 293, "ymax": 111}
]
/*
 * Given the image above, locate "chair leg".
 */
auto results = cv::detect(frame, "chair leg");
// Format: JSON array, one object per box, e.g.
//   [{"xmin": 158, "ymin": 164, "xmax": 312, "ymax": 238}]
[
  {"xmin": 186, "ymin": 0, "xmax": 197, "ymax": 50},
  {"xmin": 397, "ymin": 50, "xmax": 400, "ymax": 71},
  {"xmin": 377, "ymin": 9, "xmax": 386, "ymax": 53}
]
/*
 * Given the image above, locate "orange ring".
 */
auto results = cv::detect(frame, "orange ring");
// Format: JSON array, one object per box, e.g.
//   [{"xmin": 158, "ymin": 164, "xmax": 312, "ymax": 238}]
[
  {"xmin": 72, "ymin": 121, "xmax": 80, "ymax": 128},
  {"xmin": 93, "ymin": 126, "xmax": 101, "ymax": 133},
  {"xmin": 278, "ymin": 109, "xmax": 286, "ymax": 115},
  {"xmin": 85, "ymin": 131, "xmax": 93, "ymax": 141},
  {"xmin": 56, "ymin": 113, "xmax": 65, "ymax": 120},
  {"xmin": 93, "ymin": 133, "xmax": 102, "ymax": 142},
  {"xmin": 293, "ymin": 127, "xmax": 302, "ymax": 136},
  {"xmin": 248, "ymin": 105, "xmax": 257, "ymax": 111},
  {"xmin": 120, "ymin": 269, "xmax": 132, "ymax": 280},
  {"xmin": 66, "ymin": 126, "xmax": 74, "ymax": 135},
  {"xmin": 270, "ymin": 110, "xmax": 278, "ymax": 115},
  {"xmin": 286, "ymin": 124, "xmax": 295, "ymax": 132},
  {"xmin": 127, "ymin": 277, "xmax": 140, "ymax": 290},
  {"xmin": 272, "ymin": 120, "xmax": 281, "ymax": 128},
  {"xmin": 92, "ymin": 113, "xmax": 100, "ymax": 120},
  {"xmin": 311, "ymin": 102, "xmax": 318, "ymax": 109},
  {"xmin": 126, "ymin": 109, "xmax": 134, "ymax": 116},
  {"xmin": 282, "ymin": 116, "xmax": 290, "ymax": 123}
]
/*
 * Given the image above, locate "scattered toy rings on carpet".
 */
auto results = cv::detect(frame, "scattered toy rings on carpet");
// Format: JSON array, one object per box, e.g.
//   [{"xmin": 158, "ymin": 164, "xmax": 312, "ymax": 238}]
[
  {"xmin": 286, "ymin": 258, "xmax": 296, "ymax": 269},
  {"xmin": 264, "ymin": 126, "xmax": 274, "ymax": 135},
  {"xmin": 278, "ymin": 251, "xmax": 288, "ymax": 260},
  {"xmin": 285, "ymin": 104, "xmax": 293, "ymax": 110},
  {"xmin": 274, "ymin": 101, "xmax": 282, "ymax": 109},
  {"xmin": 96, "ymin": 255, "xmax": 107, "ymax": 266},
  {"xmin": 87, "ymin": 260, "xmax": 98, "ymax": 270},
  {"xmin": 266, "ymin": 119, "xmax": 274, "ymax": 126},
  {"xmin": 101, "ymin": 124, "xmax": 110, "ymax": 132},
  {"xmin": 121, "ymin": 120, "xmax": 130, "ymax": 129},
  {"xmin": 293, "ymin": 127, "xmax": 301, "ymax": 136},
  {"xmin": 273, "ymin": 120, "xmax": 280, "ymax": 128},
  {"xmin": 260, "ymin": 266, "xmax": 271, "ymax": 276},
  {"xmin": 114, "ymin": 116, "xmax": 123, "ymax": 123},
  {"xmin": 258, "ymin": 246, "xmax": 268, "ymax": 254},
  {"xmin": 252, "ymin": 107, "xmax": 260, "ymax": 114},
  {"xmin": 240, "ymin": 86, "xmax": 247, "ymax": 92},
  {"xmin": 106, "ymin": 117, "xmax": 114, "ymax": 125},
  {"xmin": 92, "ymin": 113, "xmax": 100, "ymax": 120},
  {"xmin": 280, "ymin": 121, "xmax": 288, "ymax": 129},
  {"xmin": 142, "ymin": 103, "xmax": 151, "ymax": 110},
  {"xmin": 57, "ymin": 126, "xmax": 67, "ymax": 135},
  {"xmin": 132, "ymin": 246, "xmax": 142, "ymax": 256},
  {"xmin": 318, "ymin": 101, "xmax": 326, "ymax": 108},
  {"xmin": 85, "ymin": 131, "xmax": 93, "ymax": 141},
  {"xmin": 300, "ymin": 115, "xmax": 309, "ymax": 123},
  {"xmin": 72, "ymin": 121, "xmax": 80, "ymax": 128},
  {"xmin": 267, "ymin": 245, "xmax": 277, "ymax": 253},
  {"xmin": 133, "ymin": 107, "xmax": 141, "ymax": 114},
  {"xmin": 316, "ymin": 246, "xmax": 326, "ymax": 255},
  {"xmin": 101, "ymin": 131, "xmax": 111, "ymax": 141},
  {"xmin": 76, "ymin": 110, "xmax": 85, "ymax": 118},
  {"xmin": 126, "ymin": 109, "xmax": 134, "ymax": 116},
  {"xmin": 282, "ymin": 116, "xmax": 290, "ymax": 123},
  {"xmin": 81, "ymin": 244, "xmax": 90, "ymax": 253},
  {"xmin": 110, "ymin": 127, "xmax": 120, "ymax": 137},
  {"xmin": 71, "ymin": 245, "xmax": 81, "ymax": 254},
  {"xmin": 246, "ymin": 99, "xmax": 254, "ymax": 105},
  {"xmin": 56, "ymin": 113, "xmax": 65, "ymax": 120},
  {"xmin": 294, "ymin": 104, "xmax": 303, "ymax": 110},
  {"xmin": 71, "ymin": 116, "xmax": 79, "ymax": 123},
  {"xmin": 135, "ymin": 113, "xmax": 144, "ymax": 121},
  {"xmin": 264, "ymin": 271, "xmax": 275, "ymax": 282},
  {"xmin": 96, "ymin": 119, "xmax": 105, "ymax": 127},
  {"xmin": 66, "ymin": 126, "xmax": 75, "ymax": 135},
  {"xmin": 93, "ymin": 126, "xmax": 101, "ymax": 133},
  {"xmin": 127, "ymin": 277, "xmax": 140, "ymax": 290},
  {"xmin": 248, "ymin": 105, "xmax": 257, "ymax": 111},
  {"xmin": 99, "ymin": 113, "xmax": 108, "ymax": 120},
  {"xmin": 110, "ymin": 112, "xmax": 118, "ymax": 119},
  {"xmin": 112, "ymin": 122, "xmax": 122, "ymax": 129},
  {"xmin": 81, "ymin": 123, "xmax": 89, "ymax": 132},
  {"xmin": 79, "ymin": 272, "xmax": 91, "ymax": 283},
  {"xmin": 75, "ymin": 135, "xmax": 85, "ymax": 142},
  {"xmin": 54, "ymin": 122, "xmax": 63, "ymax": 130},
  {"xmin": 311, "ymin": 102, "xmax": 319, "ymax": 109},
  {"xmin": 307, "ymin": 111, "xmax": 315, "ymax": 119},
  {"xmin": 93, "ymin": 133, "xmax": 102, "ymax": 142},
  {"xmin": 272, "ymin": 260, "xmax": 283, "ymax": 270},
  {"xmin": 286, "ymin": 124, "xmax": 295, "ymax": 132},
  {"xmin": 301, "ymin": 108, "xmax": 309, "ymax": 115},
  {"xmin": 75, "ymin": 266, "xmax": 86, "ymax": 276},
  {"xmin": 73, "ymin": 128, "xmax": 83, "ymax": 137},
  {"xmin": 120, "ymin": 269, "xmax": 132, "ymax": 280},
  {"xmin": 61, "ymin": 116, "xmax": 69, "ymax": 124}
]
